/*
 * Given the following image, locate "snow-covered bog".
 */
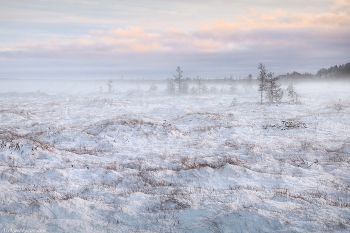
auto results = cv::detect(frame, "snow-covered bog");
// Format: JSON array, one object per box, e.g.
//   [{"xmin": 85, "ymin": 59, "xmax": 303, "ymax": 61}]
[{"xmin": 0, "ymin": 82, "xmax": 349, "ymax": 232}]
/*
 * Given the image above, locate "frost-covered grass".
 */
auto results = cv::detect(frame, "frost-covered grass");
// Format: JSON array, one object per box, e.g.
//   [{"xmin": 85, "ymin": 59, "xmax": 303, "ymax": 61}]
[{"xmin": 0, "ymin": 82, "xmax": 350, "ymax": 232}]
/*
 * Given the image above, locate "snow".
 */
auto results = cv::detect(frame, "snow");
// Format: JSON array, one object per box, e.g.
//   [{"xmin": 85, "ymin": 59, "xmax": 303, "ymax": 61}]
[{"xmin": 0, "ymin": 81, "xmax": 349, "ymax": 232}]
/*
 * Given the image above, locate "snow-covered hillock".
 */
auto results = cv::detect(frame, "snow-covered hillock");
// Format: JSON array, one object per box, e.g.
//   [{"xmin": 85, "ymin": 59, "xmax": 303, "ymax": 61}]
[{"xmin": 0, "ymin": 83, "xmax": 349, "ymax": 232}]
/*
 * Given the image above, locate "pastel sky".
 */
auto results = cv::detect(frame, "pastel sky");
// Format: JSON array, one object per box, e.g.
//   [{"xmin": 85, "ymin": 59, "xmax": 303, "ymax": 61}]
[{"xmin": 1, "ymin": 0, "xmax": 350, "ymax": 79}]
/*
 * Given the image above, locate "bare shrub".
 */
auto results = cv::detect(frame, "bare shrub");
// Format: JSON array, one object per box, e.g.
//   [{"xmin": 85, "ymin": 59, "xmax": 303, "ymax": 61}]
[
  {"xmin": 150, "ymin": 198, "xmax": 190, "ymax": 212},
  {"xmin": 262, "ymin": 120, "xmax": 307, "ymax": 130},
  {"xmin": 230, "ymin": 98, "xmax": 237, "ymax": 107}
]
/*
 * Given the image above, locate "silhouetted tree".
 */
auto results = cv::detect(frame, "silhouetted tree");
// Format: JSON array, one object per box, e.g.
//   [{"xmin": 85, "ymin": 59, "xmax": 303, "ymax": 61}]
[
  {"xmin": 202, "ymin": 83, "xmax": 208, "ymax": 94},
  {"xmin": 148, "ymin": 83, "xmax": 158, "ymax": 94},
  {"xmin": 229, "ymin": 81, "xmax": 237, "ymax": 94},
  {"xmin": 166, "ymin": 79, "xmax": 176, "ymax": 95},
  {"xmin": 107, "ymin": 78, "xmax": 114, "ymax": 93},
  {"xmin": 174, "ymin": 66, "xmax": 183, "ymax": 94},
  {"xmin": 196, "ymin": 78, "xmax": 208, "ymax": 95},
  {"xmin": 286, "ymin": 83, "xmax": 300, "ymax": 104},
  {"xmin": 265, "ymin": 73, "xmax": 283, "ymax": 103},
  {"xmin": 190, "ymin": 86, "xmax": 197, "ymax": 95},
  {"xmin": 210, "ymin": 86, "xmax": 218, "ymax": 94},
  {"xmin": 180, "ymin": 81, "xmax": 189, "ymax": 94},
  {"xmin": 258, "ymin": 63, "xmax": 268, "ymax": 104},
  {"xmin": 247, "ymin": 74, "xmax": 253, "ymax": 89},
  {"xmin": 196, "ymin": 78, "xmax": 202, "ymax": 94}
]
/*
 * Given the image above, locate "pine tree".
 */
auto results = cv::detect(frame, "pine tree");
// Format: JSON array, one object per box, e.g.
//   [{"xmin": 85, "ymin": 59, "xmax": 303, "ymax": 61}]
[
  {"xmin": 258, "ymin": 63, "xmax": 283, "ymax": 104},
  {"xmin": 196, "ymin": 78, "xmax": 202, "ymax": 94},
  {"xmin": 201, "ymin": 83, "xmax": 208, "ymax": 94},
  {"xmin": 107, "ymin": 78, "xmax": 114, "ymax": 93},
  {"xmin": 149, "ymin": 83, "xmax": 158, "ymax": 94},
  {"xmin": 210, "ymin": 86, "xmax": 218, "ymax": 94},
  {"xmin": 173, "ymin": 66, "xmax": 183, "ymax": 94},
  {"xmin": 258, "ymin": 63, "xmax": 267, "ymax": 104},
  {"xmin": 286, "ymin": 83, "xmax": 300, "ymax": 104},
  {"xmin": 247, "ymin": 74, "xmax": 253, "ymax": 89},
  {"xmin": 180, "ymin": 81, "xmax": 189, "ymax": 94},
  {"xmin": 265, "ymin": 74, "xmax": 283, "ymax": 103},
  {"xmin": 229, "ymin": 82, "xmax": 237, "ymax": 94},
  {"xmin": 190, "ymin": 86, "xmax": 197, "ymax": 95},
  {"xmin": 166, "ymin": 79, "xmax": 176, "ymax": 95}
]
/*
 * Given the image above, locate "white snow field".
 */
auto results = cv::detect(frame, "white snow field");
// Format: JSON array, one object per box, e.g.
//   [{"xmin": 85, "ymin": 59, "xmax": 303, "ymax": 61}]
[{"xmin": 0, "ymin": 82, "xmax": 349, "ymax": 232}]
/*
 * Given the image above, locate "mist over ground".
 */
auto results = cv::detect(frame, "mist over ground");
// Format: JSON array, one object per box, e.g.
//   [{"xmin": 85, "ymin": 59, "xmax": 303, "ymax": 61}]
[{"xmin": 1, "ymin": 75, "xmax": 350, "ymax": 94}]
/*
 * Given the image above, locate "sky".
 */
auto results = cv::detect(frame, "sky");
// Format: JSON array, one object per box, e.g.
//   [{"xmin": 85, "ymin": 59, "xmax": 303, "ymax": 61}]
[{"xmin": 0, "ymin": 0, "xmax": 350, "ymax": 79}]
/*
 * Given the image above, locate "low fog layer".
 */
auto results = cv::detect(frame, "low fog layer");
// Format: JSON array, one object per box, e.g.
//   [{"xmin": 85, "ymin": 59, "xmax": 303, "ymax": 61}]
[{"xmin": 1, "ymin": 76, "xmax": 350, "ymax": 95}]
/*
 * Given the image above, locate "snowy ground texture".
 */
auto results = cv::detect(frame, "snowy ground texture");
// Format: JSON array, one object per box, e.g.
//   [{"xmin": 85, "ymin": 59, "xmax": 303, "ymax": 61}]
[{"xmin": 0, "ymin": 82, "xmax": 350, "ymax": 232}]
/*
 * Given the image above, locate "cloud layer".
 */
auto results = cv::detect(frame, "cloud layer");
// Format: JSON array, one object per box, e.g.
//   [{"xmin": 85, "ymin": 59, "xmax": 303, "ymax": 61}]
[{"xmin": 1, "ymin": 0, "xmax": 349, "ymax": 79}]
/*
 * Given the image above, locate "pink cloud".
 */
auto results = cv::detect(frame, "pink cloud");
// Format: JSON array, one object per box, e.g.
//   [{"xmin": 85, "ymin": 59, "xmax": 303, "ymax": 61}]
[{"xmin": 4, "ymin": 5, "xmax": 349, "ymax": 57}]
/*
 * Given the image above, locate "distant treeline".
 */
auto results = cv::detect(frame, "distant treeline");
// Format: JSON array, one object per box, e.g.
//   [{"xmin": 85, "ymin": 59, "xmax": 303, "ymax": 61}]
[
  {"xmin": 277, "ymin": 72, "xmax": 314, "ymax": 81},
  {"xmin": 109, "ymin": 61, "xmax": 350, "ymax": 84},
  {"xmin": 278, "ymin": 61, "xmax": 350, "ymax": 81},
  {"xmin": 316, "ymin": 62, "xmax": 350, "ymax": 78}
]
